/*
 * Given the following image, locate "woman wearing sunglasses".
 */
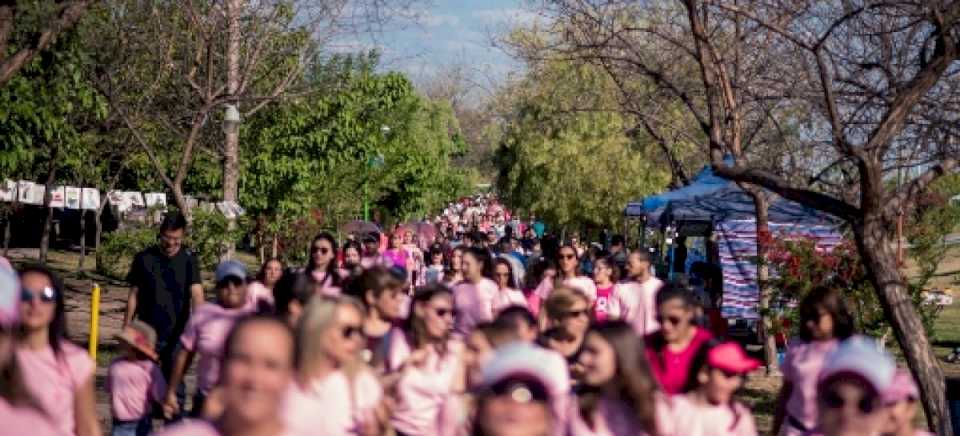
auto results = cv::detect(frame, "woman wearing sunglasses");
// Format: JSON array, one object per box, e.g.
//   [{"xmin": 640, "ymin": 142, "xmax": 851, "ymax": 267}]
[
  {"xmin": 570, "ymin": 321, "xmax": 673, "ymax": 436},
  {"xmin": 305, "ymin": 232, "xmax": 343, "ymax": 296},
  {"xmin": 284, "ymin": 295, "xmax": 387, "ymax": 436},
  {"xmin": 15, "ymin": 264, "xmax": 101, "ymax": 436},
  {"xmin": 0, "ymin": 266, "xmax": 60, "ymax": 436},
  {"xmin": 540, "ymin": 286, "xmax": 592, "ymax": 371},
  {"xmin": 492, "ymin": 257, "xmax": 527, "ymax": 312},
  {"xmin": 443, "ymin": 246, "xmax": 466, "ymax": 285},
  {"xmin": 341, "ymin": 240, "xmax": 364, "ymax": 280},
  {"xmin": 644, "ymin": 283, "xmax": 713, "ymax": 395},
  {"xmin": 534, "ymin": 244, "xmax": 597, "ymax": 313},
  {"xmin": 165, "ymin": 260, "xmax": 252, "ymax": 418},
  {"xmin": 384, "ymin": 284, "xmax": 464, "ymax": 435}
]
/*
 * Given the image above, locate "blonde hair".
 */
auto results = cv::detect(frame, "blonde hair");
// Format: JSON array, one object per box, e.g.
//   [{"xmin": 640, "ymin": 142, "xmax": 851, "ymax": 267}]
[
  {"xmin": 544, "ymin": 285, "xmax": 589, "ymax": 321},
  {"xmin": 296, "ymin": 295, "xmax": 366, "ymax": 375}
]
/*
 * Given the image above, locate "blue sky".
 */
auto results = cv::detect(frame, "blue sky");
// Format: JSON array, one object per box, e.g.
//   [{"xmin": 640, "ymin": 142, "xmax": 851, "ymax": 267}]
[{"xmin": 330, "ymin": 1, "xmax": 539, "ymax": 90}]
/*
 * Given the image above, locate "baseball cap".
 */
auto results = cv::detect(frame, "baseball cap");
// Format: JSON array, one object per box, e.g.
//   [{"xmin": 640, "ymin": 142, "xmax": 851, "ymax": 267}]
[
  {"xmin": 0, "ymin": 267, "xmax": 19, "ymax": 327},
  {"xmin": 882, "ymin": 369, "xmax": 920, "ymax": 404},
  {"xmin": 707, "ymin": 341, "xmax": 761, "ymax": 374},
  {"xmin": 117, "ymin": 321, "xmax": 159, "ymax": 361},
  {"xmin": 215, "ymin": 260, "xmax": 248, "ymax": 283},
  {"xmin": 479, "ymin": 342, "xmax": 568, "ymax": 402},
  {"xmin": 818, "ymin": 335, "xmax": 896, "ymax": 395},
  {"xmin": 363, "ymin": 232, "xmax": 380, "ymax": 243}
]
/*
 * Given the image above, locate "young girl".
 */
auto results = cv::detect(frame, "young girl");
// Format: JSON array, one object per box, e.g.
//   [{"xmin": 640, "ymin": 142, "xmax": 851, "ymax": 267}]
[
  {"xmin": 383, "ymin": 230, "xmax": 410, "ymax": 271},
  {"xmin": 591, "ymin": 257, "xmax": 620, "ymax": 323},
  {"xmin": 345, "ymin": 266, "xmax": 406, "ymax": 369},
  {"xmin": 881, "ymin": 370, "xmax": 933, "ymax": 436},
  {"xmin": 673, "ymin": 341, "xmax": 760, "ymax": 436},
  {"xmin": 16, "ymin": 264, "xmax": 101, "ymax": 436},
  {"xmin": 773, "ymin": 286, "xmax": 854, "ymax": 436},
  {"xmin": 423, "ymin": 243, "xmax": 447, "ymax": 284},
  {"xmin": 108, "ymin": 321, "xmax": 167, "ymax": 436}
]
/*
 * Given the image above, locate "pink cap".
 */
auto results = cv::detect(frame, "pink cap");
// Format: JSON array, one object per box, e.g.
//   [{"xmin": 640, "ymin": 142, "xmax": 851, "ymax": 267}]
[
  {"xmin": 0, "ymin": 267, "xmax": 20, "ymax": 327},
  {"xmin": 882, "ymin": 369, "xmax": 920, "ymax": 404},
  {"xmin": 707, "ymin": 341, "xmax": 761, "ymax": 374}
]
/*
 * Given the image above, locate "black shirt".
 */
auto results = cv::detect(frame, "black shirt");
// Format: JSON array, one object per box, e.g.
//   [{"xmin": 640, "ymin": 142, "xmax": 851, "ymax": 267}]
[{"xmin": 127, "ymin": 245, "xmax": 202, "ymax": 348}]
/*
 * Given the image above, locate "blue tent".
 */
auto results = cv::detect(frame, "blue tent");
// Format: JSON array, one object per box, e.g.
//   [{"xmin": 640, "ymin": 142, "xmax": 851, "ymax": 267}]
[
  {"xmin": 623, "ymin": 165, "xmax": 731, "ymax": 221},
  {"xmin": 658, "ymin": 184, "xmax": 838, "ymax": 227}
]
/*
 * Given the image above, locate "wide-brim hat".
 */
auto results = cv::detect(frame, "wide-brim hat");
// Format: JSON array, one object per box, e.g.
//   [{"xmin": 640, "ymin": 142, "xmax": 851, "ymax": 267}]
[{"xmin": 117, "ymin": 321, "xmax": 159, "ymax": 361}]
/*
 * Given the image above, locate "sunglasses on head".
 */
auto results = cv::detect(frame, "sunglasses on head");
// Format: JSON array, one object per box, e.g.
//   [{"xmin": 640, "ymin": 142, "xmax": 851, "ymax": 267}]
[
  {"xmin": 822, "ymin": 390, "xmax": 880, "ymax": 414},
  {"xmin": 340, "ymin": 325, "xmax": 365, "ymax": 340},
  {"xmin": 21, "ymin": 286, "xmax": 57, "ymax": 303}
]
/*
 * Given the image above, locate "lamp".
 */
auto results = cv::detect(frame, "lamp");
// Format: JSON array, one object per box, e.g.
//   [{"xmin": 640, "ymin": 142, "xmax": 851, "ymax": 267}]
[{"xmin": 223, "ymin": 104, "xmax": 241, "ymax": 134}]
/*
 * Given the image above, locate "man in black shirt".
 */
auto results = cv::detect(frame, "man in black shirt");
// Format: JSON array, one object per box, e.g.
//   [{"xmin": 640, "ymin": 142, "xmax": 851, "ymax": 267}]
[{"xmin": 124, "ymin": 211, "xmax": 204, "ymax": 418}]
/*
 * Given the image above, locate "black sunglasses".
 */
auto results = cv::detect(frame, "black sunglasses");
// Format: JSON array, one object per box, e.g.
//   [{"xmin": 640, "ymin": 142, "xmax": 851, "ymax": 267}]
[
  {"xmin": 655, "ymin": 315, "xmax": 685, "ymax": 326},
  {"xmin": 433, "ymin": 307, "xmax": 457, "ymax": 318},
  {"xmin": 822, "ymin": 390, "xmax": 880, "ymax": 414},
  {"xmin": 217, "ymin": 276, "xmax": 245, "ymax": 289},
  {"xmin": 560, "ymin": 254, "xmax": 577, "ymax": 260},
  {"xmin": 560, "ymin": 309, "xmax": 589, "ymax": 320},
  {"xmin": 340, "ymin": 325, "xmax": 365, "ymax": 340},
  {"xmin": 21, "ymin": 286, "xmax": 57, "ymax": 303},
  {"xmin": 312, "ymin": 246, "xmax": 331, "ymax": 254}
]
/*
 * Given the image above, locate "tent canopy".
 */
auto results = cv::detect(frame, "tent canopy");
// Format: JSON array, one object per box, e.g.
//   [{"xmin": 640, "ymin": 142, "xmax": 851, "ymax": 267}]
[{"xmin": 624, "ymin": 164, "xmax": 731, "ymax": 221}]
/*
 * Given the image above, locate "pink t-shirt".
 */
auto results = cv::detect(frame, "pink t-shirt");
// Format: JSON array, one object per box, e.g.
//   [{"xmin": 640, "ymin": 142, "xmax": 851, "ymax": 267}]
[
  {"xmin": 535, "ymin": 276, "xmax": 598, "ymax": 302},
  {"xmin": 309, "ymin": 270, "xmax": 342, "ymax": 296},
  {"xmin": 390, "ymin": 340, "xmax": 465, "ymax": 435},
  {"xmin": 382, "ymin": 249, "xmax": 409, "ymax": 270},
  {"xmin": 283, "ymin": 369, "xmax": 383, "ymax": 436},
  {"xmin": 644, "ymin": 328, "xmax": 713, "ymax": 395},
  {"xmin": 0, "ymin": 398, "xmax": 61, "ymax": 436},
  {"xmin": 180, "ymin": 303, "xmax": 250, "ymax": 394},
  {"xmin": 566, "ymin": 393, "xmax": 676, "ymax": 436},
  {"xmin": 671, "ymin": 395, "xmax": 758, "ymax": 436},
  {"xmin": 592, "ymin": 285, "xmax": 617, "ymax": 323},
  {"xmin": 492, "ymin": 287, "xmax": 528, "ymax": 314},
  {"xmin": 614, "ymin": 277, "xmax": 664, "ymax": 335},
  {"xmin": 154, "ymin": 419, "xmax": 297, "ymax": 436},
  {"xmin": 244, "ymin": 281, "xmax": 275, "ymax": 312},
  {"xmin": 16, "ymin": 340, "xmax": 95, "ymax": 436},
  {"xmin": 453, "ymin": 278, "xmax": 499, "ymax": 337},
  {"xmin": 108, "ymin": 357, "xmax": 167, "ymax": 421},
  {"xmin": 781, "ymin": 338, "xmax": 839, "ymax": 435}
]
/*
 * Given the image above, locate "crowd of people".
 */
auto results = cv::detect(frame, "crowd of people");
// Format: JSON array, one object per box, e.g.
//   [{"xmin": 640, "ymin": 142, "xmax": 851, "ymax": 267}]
[{"xmin": 0, "ymin": 208, "xmax": 934, "ymax": 436}]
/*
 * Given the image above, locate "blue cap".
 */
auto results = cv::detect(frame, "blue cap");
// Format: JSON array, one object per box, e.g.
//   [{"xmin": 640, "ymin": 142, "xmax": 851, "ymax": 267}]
[{"xmin": 215, "ymin": 260, "xmax": 247, "ymax": 283}]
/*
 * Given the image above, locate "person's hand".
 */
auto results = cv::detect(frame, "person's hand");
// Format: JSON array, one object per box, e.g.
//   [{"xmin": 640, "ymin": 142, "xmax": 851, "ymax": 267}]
[{"xmin": 162, "ymin": 392, "xmax": 180, "ymax": 419}]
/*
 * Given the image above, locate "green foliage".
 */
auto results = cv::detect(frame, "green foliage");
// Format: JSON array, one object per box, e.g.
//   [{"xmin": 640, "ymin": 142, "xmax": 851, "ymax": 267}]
[
  {"xmin": 494, "ymin": 60, "xmax": 670, "ymax": 231},
  {"xmin": 96, "ymin": 224, "xmax": 155, "ymax": 279},
  {"xmin": 188, "ymin": 208, "xmax": 248, "ymax": 272},
  {"xmin": 906, "ymin": 173, "xmax": 960, "ymax": 288}
]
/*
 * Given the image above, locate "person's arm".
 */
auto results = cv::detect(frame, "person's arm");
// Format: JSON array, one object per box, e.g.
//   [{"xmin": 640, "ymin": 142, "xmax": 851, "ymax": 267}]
[
  {"xmin": 124, "ymin": 287, "xmax": 138, "ymax": 327},
  {"xmin": 163, "ymin": 348, "xmax": 196, "ymax": 418},
  {"xmin": 190, "ymin": 283, "xmax": 204, "ymax": 312},
  {"xmin": 772, "ymin": 380, "xmax": 793, "ymax": 435},
  {"xmin": 74, "ymin": 376, "xmax": 102, "ymax": 436}
]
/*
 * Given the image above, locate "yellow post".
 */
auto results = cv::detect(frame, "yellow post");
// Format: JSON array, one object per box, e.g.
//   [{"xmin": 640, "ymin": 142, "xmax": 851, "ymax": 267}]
[{"xmin": 88, "ymin": 283, "xmax": 100, "ymax": 360}]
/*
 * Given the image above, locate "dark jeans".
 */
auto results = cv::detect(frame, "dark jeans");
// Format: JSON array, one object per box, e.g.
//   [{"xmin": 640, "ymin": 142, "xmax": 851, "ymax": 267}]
[
  {"xmin": 111, "ymin": 417, "xmax": 151, "ymax": 436},
  {"xmin": 157, "ymin": 339, "xmax": 186, "ymax": 423}
]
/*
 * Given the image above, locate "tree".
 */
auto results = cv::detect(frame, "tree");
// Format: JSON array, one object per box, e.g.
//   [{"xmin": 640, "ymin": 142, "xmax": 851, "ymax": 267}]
[
  {"xmin": 0, "ymin": 0, "xmax": 94, "ymax": 87},
  {"xmin": 526, "ymin": 1, "xmax": 960, "ymax": 432},
  {"xmin": 493, "ymin": 59, "xmax": 670, "ymax": 232}
]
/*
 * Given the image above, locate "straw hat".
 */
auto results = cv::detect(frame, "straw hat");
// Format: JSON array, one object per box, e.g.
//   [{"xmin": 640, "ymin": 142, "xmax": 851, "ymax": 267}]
[{"xmin": 117, "ymin": 321, "xmax": 159, "ymax": 361}]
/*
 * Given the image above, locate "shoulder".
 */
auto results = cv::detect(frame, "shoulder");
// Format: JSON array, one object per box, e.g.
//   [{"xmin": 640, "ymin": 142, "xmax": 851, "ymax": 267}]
[
  {"xmin": 154, "ymin": 420, "xmax": 220, "ymax": 436},
  {"xmin": 60, "ymin": 340, "xmax": 95, "ymax": 370}
]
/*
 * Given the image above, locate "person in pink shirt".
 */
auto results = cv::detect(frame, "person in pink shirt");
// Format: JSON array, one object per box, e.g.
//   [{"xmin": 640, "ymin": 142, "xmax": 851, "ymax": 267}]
[
  {"xmin": 590, "ymin": 257, "xmax": 620, "ymax": 323},
  {"xmin": 614, "ymin": 250, "xmax": 664, "ymax": 335},
  {"xmin": 361, "ymin": 232, "xmax": 387, "ymax": 269},
  {"xmin": 0, "ymin": 266, "xmax": 61, "ymax": 436},
  {"xmin": 452, "ymin": 247, "xmax": 499, "ymax": 337},
  {"xmin": 157, "ymin": 315, "xmax": 297, "ymax": 436},
  {"xmin": 422, "ymin": 243, "xmax": 448, "ymax": 285},
  {"xmin": 773, "ymin": 287, "xmax": 854, "ymax": 436},
  {"xmin": 385, "ymin": 284, "xmax": 466, "ymax": 435},
  {"xmin": 570, "ymin": 321, "xmax": 675, "ymax": 436},
  {"xmin": 672, "ymin": 341, "xmax": 760, "ymax": 436},
  {"xmin": 344, "ymin": 266, "xmax": 406, "ymax": 369},
  {"xmin": 383, "ymin": 230, "xmax": 411, "ymax": 271},
  {"xmin": 535, "ymin": 244, "xmax": 597, "ymax": 305},
  {"xmin": 283, "ymin": 295, "xmax": 386, "ymax": 436},
  {"xmin": 523, "ymin": 262, "xmax": 556, "ymax": 318},
  {"xmin": 644, "ymin": 284, "xmax": 713, "ymax": 395},
  {"xmin": 881, "ymin": 369, "xmax": 933, "ymax": 436},
  {"xmin": 305, "ymin": 232, "xmax": 343, "ymax": 296},
  {"xmin": 16, "ymin": 264, "xmax": 101, "ymax": 436},
  {"xmin": 245, "ymin": 258, "xmax": 283, "ymax": 312},
  {"xmin": 165, "ymin": 260, "xmax": 252, "ymax": 418},
  {"xmin": 444, "ymin": 246, "xmax": 466, "ymax": 285},
  {"xmin": 108, "ymin": 321, "xmax": 167, "ymax": 436},
  {"xmin": 492, "ymin": 258, "xmax": 528, "ymax": 312}
]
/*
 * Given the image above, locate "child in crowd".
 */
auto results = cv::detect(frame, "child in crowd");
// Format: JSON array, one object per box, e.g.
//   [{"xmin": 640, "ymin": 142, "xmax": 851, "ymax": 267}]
[
  {"xmin": 882, "ymin": 370, "xmax": 933, "ymax": 436},
  {"xmin": 673, "ymin": 341, "xmax": 759, "ymax": 436},
  {"xmin": 590, "ymin": 257, "xmax": 619, "ymax": 323},
  {"xmin": 813, "ymin": 336, "xmax": 896, "ymax": 436},
  {"xmin": 108, "ymin": 321, "xmax": 167, "ymax": 436},
  {"xmin": 774, "ymin": 286, "xmax": 854, "ymax": 436}
]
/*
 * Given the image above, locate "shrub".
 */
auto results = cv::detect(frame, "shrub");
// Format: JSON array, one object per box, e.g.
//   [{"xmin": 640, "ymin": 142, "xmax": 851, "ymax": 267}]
[{"xmin": 96, "ymin": 224, "xmax": 155, "ymax": 279}]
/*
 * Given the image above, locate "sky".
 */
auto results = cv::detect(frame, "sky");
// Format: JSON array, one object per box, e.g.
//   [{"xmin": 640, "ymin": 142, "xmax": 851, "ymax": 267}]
[{"xmin": 329, "ymin": 1, "xmax": 540, "ymax": 94}]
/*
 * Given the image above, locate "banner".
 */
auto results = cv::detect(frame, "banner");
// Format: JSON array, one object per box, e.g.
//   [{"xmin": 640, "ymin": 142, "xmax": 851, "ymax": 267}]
[
  {"xmin": 48, "ymin": 186, "xmax": 66, "ymax": 208},
  {"xmin": 65, "ymin": 187, "xmax": 81, "ymax": 209},
  {"xmin": 81, "ymin": 188, "xmax": 100, "ymax": 210},
  {"xmin": 0, "ymin": 180, "xmax": 15, "ymax": 202},
  {"xmin": 17, "ymin": 181, "xmax": 44, "ymax": 205},
  {"xmin": 145, "ymin": 192, "xmax": 167, "ymax": 208},
  {"xmin": 125, "ymin": 191, "xmax": 145, "ymax": 208}
]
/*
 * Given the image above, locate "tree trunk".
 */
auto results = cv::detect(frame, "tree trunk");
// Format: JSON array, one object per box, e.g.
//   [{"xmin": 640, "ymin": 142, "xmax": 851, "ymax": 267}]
[
  {"xmin": 78, "ymin": 209, "xmax": 86, "ymax": 270},
  {"xmin": 744, "ymin": 184, "xmax": 779, "ymax": 373},
  {"xmin": 855, "ymin": 216, "xmax": 951, "ymax": 436},
  {"xmin": 94, "ymin": 207, "xmax": 103, "ymax": 258},
  {"xmin": 221, "ymin": 0, "xmax": 242, "ymax": 261},
  {"xmin": 271, "ymin": 233, "xmax": 278, "ymax": 259},
  {"xmin": 2, "ymin": 209, "xmax": 11, "ymax": 257},
  {"xmin": 171, "ymin": 186, "xmax": 190, "ymax": 221},
  {"xmin": 39, "ymin": 150, "xmax": 59, "ymax": 265}
]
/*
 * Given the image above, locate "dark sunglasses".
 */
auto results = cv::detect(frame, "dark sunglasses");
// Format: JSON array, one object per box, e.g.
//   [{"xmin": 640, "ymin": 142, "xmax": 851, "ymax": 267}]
[
  {"xmin": 822, "ymin": 390, "xmax": 880, "ymax": 414},
  {"xmin": 340, "ymin": 325, "xmax": 365, "ymax": 340},
  {"xmin": 312, "ymin": 246, "xmax": 331, "ymax": 254},
  {"xmin": 21, "ymin": 286, "xmax": 57, "ymax": 303},
  {"xmin": 560, "ymin": 254, "xmax": 577, "ymax": 260},
  {"xmin": 560, "ymin": 309, "xmax": 589, "ymax": 320},
  {"xmin": 656, "ymin": 315, "xmax": 685, "ymax": 326},
  {"xmin": 494, "ymin": 272, "xmax": 511, "ymax": 278},
  {"xmin": 433, "ymin": 307, "xmax": 457, "ymax": 318},
  {"xmin": 217, "ymin": 276, "xmax": 245, "ymax": 289}
]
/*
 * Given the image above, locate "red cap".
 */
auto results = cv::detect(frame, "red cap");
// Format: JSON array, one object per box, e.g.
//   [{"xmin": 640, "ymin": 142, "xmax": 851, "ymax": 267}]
[{"xmin": 707, "ymin": 341, "xmax": 761, "ymax": 374}]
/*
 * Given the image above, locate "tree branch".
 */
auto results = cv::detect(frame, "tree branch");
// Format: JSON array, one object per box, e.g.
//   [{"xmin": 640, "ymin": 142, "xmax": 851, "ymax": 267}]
[{"xmin": 0, "ymin": 0, "xmax": 94, "ymax": 87}]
